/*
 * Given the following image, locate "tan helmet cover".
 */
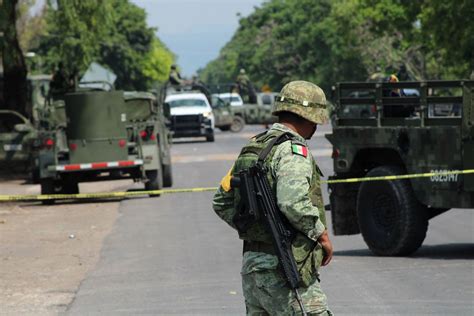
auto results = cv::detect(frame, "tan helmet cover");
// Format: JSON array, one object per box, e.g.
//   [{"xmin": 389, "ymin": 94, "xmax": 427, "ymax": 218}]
[{"xmin": 273, "ymin": 81, "xmax": 328, "ymax": 124}]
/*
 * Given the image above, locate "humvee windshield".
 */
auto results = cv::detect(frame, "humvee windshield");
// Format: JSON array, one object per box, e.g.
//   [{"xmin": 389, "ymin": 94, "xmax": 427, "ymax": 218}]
[{"xmin": 169, "ymin": 99, "xmax": 207, "ymax": 108}]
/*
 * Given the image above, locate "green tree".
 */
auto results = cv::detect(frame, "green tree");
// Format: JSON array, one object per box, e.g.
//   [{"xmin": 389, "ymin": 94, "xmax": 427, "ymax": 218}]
[
  {"xmin": 419, "ymin": 0, "xmax": 474, "ymax": 78},
  {"xmin": 200, "ymin": 0, "xmax": 473, "ymax": 94},
  {"xmin": 98, "ymin": 0, "xmax": 174, "ymax": 90},
  {"xmin": 141, "ymin": 38, "xmax": 175, "ymax": 84},
  {"xmin": 36, "ymin": 0, "xmax": 174, "ymax": 90},
  {"xmin": 0, "ymin": 0, "xmax": 29, "ymax": 116},
  {"xmin": 36, "ymin": 0, "xmax": 111, "ymax": 78}
]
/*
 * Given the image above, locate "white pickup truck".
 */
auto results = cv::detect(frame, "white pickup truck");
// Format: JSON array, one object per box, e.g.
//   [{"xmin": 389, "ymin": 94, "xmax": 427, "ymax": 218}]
[{"xmin": 165, "ymin": 92, "xmax": 215, "ymax": 142}]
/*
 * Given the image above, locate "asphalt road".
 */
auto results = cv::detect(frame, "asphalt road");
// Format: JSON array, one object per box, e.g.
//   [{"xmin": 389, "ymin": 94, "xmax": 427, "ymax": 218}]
[{"xmin": 67, "ymin": 125, "xmax": 474, "ymax": 315}]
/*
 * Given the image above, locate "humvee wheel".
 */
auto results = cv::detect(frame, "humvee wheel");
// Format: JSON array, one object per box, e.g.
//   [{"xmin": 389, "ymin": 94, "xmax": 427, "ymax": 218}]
[
  {"xmin": 40, "ymin": 179, "xmax": 62, "ymax": 205},
  {"xmin": 206, "ymin": 132, "xmax": 215, "ymax": 142},
  {"xmin": 162, "ymin": 164, "xmax": 173, "ymax": 188},
  {"xmin": 230, "ymin": 116, "xmax": 245, "ymax": 133},
  {"xmin": 357, "ymin": 166, "xmax": 428, "ymax": 256},
  {"xmin": 145, "ymin": 170, "xmax": 163, "ymax": 197}
]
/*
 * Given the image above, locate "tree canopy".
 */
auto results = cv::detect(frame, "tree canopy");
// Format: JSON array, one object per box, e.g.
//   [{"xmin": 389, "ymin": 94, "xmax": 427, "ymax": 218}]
[
  {"xmin": 34, "ymin": 0, "xmax": 174, "ymax": 90},
  {"xmin": 199, "ymin": 0, "xmax": 474, "ymax": 93}
]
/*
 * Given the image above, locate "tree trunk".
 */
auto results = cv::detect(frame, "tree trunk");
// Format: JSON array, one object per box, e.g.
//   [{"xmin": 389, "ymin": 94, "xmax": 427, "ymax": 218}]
[{"xmin": 0, "ymin": 0, "xmax": 28, "ymax": 117}]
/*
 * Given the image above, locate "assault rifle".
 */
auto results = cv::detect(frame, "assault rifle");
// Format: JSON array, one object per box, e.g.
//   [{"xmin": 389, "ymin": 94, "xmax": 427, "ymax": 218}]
[{"xmin": 231, "ymin": 161, "xmax": 307, "ymax": 316}]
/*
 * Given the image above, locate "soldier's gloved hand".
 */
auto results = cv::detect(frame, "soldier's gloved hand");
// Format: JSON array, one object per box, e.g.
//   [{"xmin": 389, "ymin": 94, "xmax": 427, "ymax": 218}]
[{"xmin": 318, "ymin": 230, "xmax": 333, "ymax": 266}]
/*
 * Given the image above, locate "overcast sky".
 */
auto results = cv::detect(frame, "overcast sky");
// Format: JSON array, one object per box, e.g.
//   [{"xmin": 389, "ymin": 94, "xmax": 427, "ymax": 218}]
[{"xmin": 131, "ymin": 0, "xmax": 266, "ymax": 76}]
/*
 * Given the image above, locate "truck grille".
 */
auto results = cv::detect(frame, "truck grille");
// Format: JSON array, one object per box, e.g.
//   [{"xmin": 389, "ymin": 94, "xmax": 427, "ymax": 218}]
[{"xmin": 172, "ymin": 114, "xmax": 203, "ymax": 129}]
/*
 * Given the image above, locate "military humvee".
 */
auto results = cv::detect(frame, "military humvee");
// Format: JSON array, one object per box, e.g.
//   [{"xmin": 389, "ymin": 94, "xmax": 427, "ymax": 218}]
[
  {"xmin": 210, "ymin": 84, "xmax": 277, "ymax": 126},
  {"xmin": 210, "ymin": 94, "xmax": 245, "ymax": 133},
  {"xmin": 326, "ymin": 80, "xmax": 474, "ymax": 256},
  {"xmin": 0, "ymin": 110, "xmax": 37, "ymax": 169},
  {"xmin": 0, "ymin": 75, "xmax": 53, "ymax": 174},
  {"xmin": 37, "ymin": 86, "xmax": 172, "ymax": 203}
]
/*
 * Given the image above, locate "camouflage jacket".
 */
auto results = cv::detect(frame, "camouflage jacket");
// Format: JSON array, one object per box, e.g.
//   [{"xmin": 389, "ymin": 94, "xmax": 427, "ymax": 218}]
[{"xmin": 212, "ymin": 123, "xmax": 327, "ymax": 280}]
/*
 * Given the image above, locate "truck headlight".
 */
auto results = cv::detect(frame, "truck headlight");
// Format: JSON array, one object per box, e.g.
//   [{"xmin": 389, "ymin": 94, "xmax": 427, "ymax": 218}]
[{"xmin": 203, "ymin": 111, "xmax": 213, "ymax": 118}]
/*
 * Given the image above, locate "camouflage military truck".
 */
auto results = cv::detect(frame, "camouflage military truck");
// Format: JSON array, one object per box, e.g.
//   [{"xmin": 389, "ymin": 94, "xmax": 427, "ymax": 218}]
[
  {"xmin": 210, "ymin": 94, "xmax": 245, "ymax": 132},
  {"xmin": 0, "ymin": 110, "xmax": 38, "ymax": 169},
  {"xmin": 210, "ymin": 84, "xmax": 277, "ymax": 126},
  {"xmin": 226, "ymin": 92, "xmax": 277, "ymax": 126},
  {"xmin": 0, "ymin": 75, "xmax": 54, "ymax": 174},
  {"xmin": 37, "ymin": 87, "xmax": 172, "ymax": 203},
  {"xmin": 326, "ymin": 80, "xmax": 474, "ymax": 256}
]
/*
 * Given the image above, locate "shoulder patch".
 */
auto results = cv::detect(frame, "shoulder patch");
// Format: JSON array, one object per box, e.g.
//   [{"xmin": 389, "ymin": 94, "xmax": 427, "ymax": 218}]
[{"xmin": 291, "ymin": 142, "xmax": 308, "ymax": 158}]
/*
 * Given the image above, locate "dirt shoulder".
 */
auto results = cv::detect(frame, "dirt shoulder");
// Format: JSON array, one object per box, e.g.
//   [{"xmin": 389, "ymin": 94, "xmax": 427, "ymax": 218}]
[{"xmin": 0, "ymin": 178, "xmax": 131, "ymax": 315}]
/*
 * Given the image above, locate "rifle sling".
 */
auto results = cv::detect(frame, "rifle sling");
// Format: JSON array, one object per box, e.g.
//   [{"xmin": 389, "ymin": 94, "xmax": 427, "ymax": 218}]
[{"xmin": 257, "ymin": 132, "xmax": 293, "ymax": 164}]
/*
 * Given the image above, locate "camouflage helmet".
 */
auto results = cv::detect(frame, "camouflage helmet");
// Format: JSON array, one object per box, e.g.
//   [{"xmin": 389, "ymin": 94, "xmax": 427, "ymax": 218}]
[{"xmin": 273, "ymin": 81, "xmax": 328, "ymax": 124}]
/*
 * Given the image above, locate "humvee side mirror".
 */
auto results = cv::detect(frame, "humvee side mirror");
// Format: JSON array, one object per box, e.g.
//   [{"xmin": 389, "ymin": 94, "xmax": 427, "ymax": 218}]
[{"xmin": 14, "ymin": 123, "xmax": 33, "ymax": 133}]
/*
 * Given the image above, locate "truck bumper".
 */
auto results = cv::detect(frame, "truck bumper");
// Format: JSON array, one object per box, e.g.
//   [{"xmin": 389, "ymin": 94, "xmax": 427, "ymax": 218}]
[{"xmin": 48, "ymin": 159, "xmax": 144, "ymax": 172}]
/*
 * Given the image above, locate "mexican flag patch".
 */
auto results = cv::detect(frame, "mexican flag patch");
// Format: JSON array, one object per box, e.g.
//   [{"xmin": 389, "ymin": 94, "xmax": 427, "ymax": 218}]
[{"xmin": 291, "ymin": 143, "xmax": 308, "ymax": 157}]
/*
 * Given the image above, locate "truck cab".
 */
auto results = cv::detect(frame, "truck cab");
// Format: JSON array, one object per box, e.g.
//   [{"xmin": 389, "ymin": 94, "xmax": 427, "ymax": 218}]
[{"xmin": 165, "ymin": 92, "xmax": 215, "ymax": 142}]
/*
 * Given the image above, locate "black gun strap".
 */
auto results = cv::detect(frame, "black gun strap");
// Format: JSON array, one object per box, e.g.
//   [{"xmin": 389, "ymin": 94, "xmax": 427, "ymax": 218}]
[{"xmin": 257, "ymin": 132, "xmax": 293, "ymax": 163}]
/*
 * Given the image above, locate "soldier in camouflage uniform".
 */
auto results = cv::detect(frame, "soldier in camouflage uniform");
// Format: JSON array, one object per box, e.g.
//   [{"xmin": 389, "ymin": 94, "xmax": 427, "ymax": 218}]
[
  {"xmin": 213, "ymin": 81, "xmax": 334, "ymax": 315},
  {"xmin": 169, "ymin": 64, "xmax": 184, "ymax": 88}
]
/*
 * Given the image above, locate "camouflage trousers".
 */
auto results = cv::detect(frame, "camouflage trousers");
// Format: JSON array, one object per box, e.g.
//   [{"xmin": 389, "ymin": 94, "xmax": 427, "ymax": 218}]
[{"xmin": 242, "ymin": 269, "xmax": 332, "ymax": 315}]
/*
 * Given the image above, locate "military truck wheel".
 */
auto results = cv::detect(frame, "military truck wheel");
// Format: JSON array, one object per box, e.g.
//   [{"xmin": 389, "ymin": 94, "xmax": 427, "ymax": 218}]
[
  {"xmin": 40, "ymin": 179, "xmax": 62, "ymax": 205},
  {"xmin": 162, "ymin": 164, "xmax": 173, "ymax": 187},
  {"xmin": 230, "ymin": 116, "xmax": 245, "ymax": 133},
  {"xmin": 206, "ymin": 132, "xmax": 215, "ymax": 142},
  {"xmin": 357, "ymin": 166, "xmax": 428, "ymax": 256},
  {"xmin": 145, "ymin": 170, "xmax": 163, "ymax": 197},
  {"xmin": 63, "ymin": 180, "xmax": 79, "ymax": 194}
]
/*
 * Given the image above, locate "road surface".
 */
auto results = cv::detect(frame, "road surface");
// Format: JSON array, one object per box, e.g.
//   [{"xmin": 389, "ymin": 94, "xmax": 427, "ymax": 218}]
[{"xmin": 68, "ymin": 125, "xmax": 474, "ymax": 315}]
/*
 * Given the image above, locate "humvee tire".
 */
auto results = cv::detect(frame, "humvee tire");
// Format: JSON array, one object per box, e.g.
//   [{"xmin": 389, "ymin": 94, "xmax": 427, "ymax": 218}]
[
  {"xmin": 230, "ymin": 116, "xmax": 245, "ymax": 133},
  {"xmin": 206, "ymin": 132, "xmax": 215, "ymax": 142},
  {"xmin": 40, "ymin": 179, "xmax": 61, "ymax": 205},
  {"xmin": 356, "ymin": 166, "xmax": 428, "ymax": 256},
  {"xmin": 162, "ymin": 164, "xmax": 173, "ymax": 188},
  {"xmin": 145, "ymin": 170, "xmax": 163, "ymax": 197}
]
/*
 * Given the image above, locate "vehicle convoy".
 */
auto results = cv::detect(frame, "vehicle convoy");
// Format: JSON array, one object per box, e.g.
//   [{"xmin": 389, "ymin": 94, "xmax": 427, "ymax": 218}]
[
  {"xmin": 326, "ymin": 80, "xmax": 474, "ymax": 256},
  {"xmin": 37, "ymin": 86, "xmax": 172, "ymax": 202},
  {"xmin": 165, "ymin": 91, "xmax": 216, "ymax": 142}
]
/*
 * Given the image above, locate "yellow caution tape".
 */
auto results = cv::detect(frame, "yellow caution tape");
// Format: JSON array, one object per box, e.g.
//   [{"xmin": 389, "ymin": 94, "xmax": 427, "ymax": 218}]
[
  {"xmin": 0, "ymin": 170, "xmax": 472, "ymax": 202},
  {"xmin": 322, "ymin": 169, "xmax": 474, "ymax": 184},
  {"xmin": 0, "ymin": 187, "xmax": 218, "ymax": 202}
]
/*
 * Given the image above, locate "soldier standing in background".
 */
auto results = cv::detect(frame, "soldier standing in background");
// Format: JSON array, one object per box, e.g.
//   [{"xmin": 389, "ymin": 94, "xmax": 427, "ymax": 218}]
[
  {"xmin": 169, "ymin": 64, "xmax": 184, "ymax": 89},
  {"xmin": 396, "ymin": 64, "xmax": 412, "ymax": 81},
  {"xmin": 235, "ymin": 68, "xmax": 257, "ymax": 103},
  {"xmin": 213, "ymin": 81, "xmax": 334, "ymax": 315},
  {"xmin": 50, "ymin": 62, "xmax": 70, "ymax": 97}
]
